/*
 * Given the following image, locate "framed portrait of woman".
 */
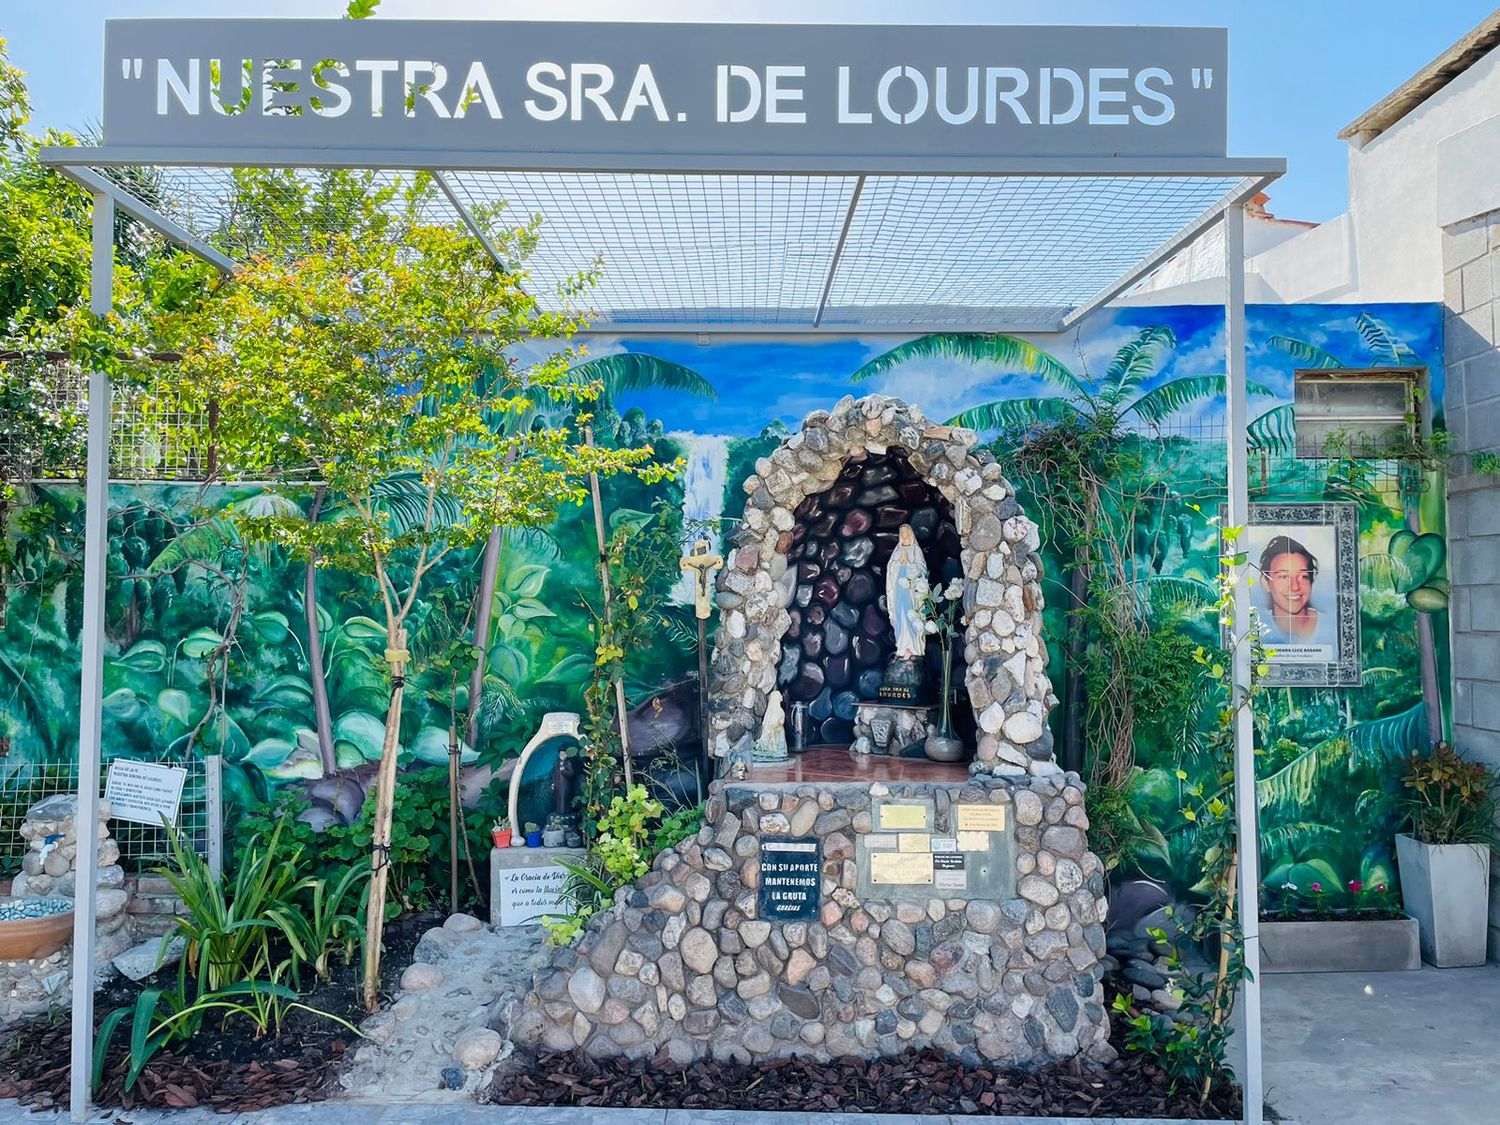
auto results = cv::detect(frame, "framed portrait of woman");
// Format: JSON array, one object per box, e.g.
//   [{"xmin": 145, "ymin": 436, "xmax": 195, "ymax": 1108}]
[{"xmin": 1224, "ymin": 502, "xmax": 1362, "ymax": 687}]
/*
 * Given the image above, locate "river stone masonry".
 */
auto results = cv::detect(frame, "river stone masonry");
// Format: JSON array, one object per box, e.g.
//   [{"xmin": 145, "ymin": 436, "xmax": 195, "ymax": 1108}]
[
  {"xmin": 514, "ymin": 773, "xmax": 1111, "ymax": 1068},
  {"xmin": 707, "ymin": 393, "xmax": 1059, "ymax": 778}
]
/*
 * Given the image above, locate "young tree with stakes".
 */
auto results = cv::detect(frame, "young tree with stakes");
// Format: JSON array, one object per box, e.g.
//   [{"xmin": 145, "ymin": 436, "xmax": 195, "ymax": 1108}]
[{"xmin": 151, "ymin": 186, "xmax": 671, "ymax": 1009}]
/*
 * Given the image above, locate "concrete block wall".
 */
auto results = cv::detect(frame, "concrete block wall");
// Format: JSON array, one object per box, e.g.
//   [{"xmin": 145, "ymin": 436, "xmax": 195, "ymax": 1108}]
[{"xmin": 1441, "ymin": 208, "xmax": 1500, "ymax": 961}]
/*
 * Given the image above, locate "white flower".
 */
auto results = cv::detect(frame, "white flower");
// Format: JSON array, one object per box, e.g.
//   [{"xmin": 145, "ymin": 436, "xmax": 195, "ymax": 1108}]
[
  {"xmin": 1280, "ymin": 881, "xmax": 1297, "ymax": 891},
  {"xmin": 944, "ymin": 578, "xmax": 964, "ymax": 600},
  {"xmin": 924, "ymin": 620, "xmax": 939, "ymax": 635}
]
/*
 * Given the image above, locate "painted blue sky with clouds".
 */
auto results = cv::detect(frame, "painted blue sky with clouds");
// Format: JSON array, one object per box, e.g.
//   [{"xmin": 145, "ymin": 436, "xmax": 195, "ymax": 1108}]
[{"xmin": 598, "ymin": 302, "xmax": 1443, "ymax": 439}]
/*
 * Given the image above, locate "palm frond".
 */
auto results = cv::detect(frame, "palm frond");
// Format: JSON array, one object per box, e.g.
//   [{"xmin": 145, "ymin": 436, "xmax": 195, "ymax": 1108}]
[
  {"xmin": 1104, "ymin": 325, "xmax": 1176, "ymax": 402},
  {"xmin": 1247, "ymin": 404, "xmax": 1296, "ymax": 455},
  {"xmin": 946, "ymin": 396, "xmax": 1080, "ymax": 434},
  {"xmin": 1257, "ymin": 736, "xmax": 1351, "ymax": 819},
  {"xmin": 852, "ymin": 334, "xmax": 1084, "ymax": 395},
  {"xmin": 571, "ymin": 353, "xmax": 718, "ymax": 400},
  {"xmin": 1259, "ymin": 821, "xmax": 1344, "ymax": 859},
  {"xmin": 1125, "ymin": 376, "xmax": 1277, "ymax": 426},
  {"xmin": 1354, "ymin": 312, "xmax": 1419, "ymax": 365},
  {"xmin": 1136, "ymin": 575, "xmax": 1218, "ymax": 619},
  {"xmin": 1347, "ymin": 702, "xmax": 1428, "ymax": 772},
  {"xmin": 368, "ymin": 472, "xmax": 463, "ymax": 536},
  {"xmin": 1267, "ymin": 335, "xmax": 1343, "ymax": 369}
]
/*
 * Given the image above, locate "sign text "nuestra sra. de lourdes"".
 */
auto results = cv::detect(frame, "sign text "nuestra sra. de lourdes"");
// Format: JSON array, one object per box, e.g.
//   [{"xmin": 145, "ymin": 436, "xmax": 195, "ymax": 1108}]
[{"xmin": 101, "ymin": 21, "xmax": 1228, "ymax": 166}]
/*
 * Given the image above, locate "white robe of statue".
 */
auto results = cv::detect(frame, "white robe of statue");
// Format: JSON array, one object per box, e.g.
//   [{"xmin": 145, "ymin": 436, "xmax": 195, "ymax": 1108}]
[
  {"xmin": 886, "ymin": 524, "xmax": 929, "ymax": 659},
  {"xmin": 756, "ymin": 689, "xmax": 789, "ymax": 760}
]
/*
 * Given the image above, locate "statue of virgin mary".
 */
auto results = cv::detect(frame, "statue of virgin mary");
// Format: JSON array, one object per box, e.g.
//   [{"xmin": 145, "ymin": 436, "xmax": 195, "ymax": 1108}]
[{"xmin": 886, "ymin": 524, "xmax": 929, "ymax": 659}]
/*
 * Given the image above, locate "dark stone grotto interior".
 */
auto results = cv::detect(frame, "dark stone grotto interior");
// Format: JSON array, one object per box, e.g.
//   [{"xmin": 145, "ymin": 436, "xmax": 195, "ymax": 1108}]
[{"xmin": 778, "ymin": 450, "xmax": 968, "ymax": 746}]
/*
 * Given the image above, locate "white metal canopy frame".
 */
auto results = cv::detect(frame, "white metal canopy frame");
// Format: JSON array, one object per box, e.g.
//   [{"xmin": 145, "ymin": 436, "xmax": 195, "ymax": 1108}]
[{"xmin": 39, "ymin": 17, "xmax": 1278, "ymax": 1124}]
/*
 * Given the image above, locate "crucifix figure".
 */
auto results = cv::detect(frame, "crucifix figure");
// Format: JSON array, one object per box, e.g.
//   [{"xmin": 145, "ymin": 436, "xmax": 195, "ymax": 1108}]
[{"xmin": 680, "ymin": 539, "xmax": 724, "ymax": 767}]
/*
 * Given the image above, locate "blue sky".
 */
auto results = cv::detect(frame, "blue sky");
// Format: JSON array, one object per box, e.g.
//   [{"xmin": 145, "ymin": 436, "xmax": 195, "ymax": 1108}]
[
  {"xmin": 4, "ymin": 1, "xmax": 1497, "ymax": 224},
  {"xmin": 593, "ymin": 302, "xmax": 1444, "ymax": 438}
]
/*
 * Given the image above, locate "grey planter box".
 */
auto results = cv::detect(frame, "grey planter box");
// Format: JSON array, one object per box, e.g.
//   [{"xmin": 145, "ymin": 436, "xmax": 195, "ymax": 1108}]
[
  {"xmin": 1396, "ymin": 833, "xmax": 1493, "ymax": 967},
  {"xmin": 1259, "ymin": 915, "xmax": 1420, "ymax": 973}
]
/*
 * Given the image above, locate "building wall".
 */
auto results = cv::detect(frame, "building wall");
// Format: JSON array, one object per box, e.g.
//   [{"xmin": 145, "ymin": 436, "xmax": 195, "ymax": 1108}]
[{"xmin": 1442, "ymin": 210, "xmax": 1500, "ymax": 961}]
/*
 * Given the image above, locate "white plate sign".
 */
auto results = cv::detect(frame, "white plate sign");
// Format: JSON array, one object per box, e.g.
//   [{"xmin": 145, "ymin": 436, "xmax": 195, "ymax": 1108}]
[
  {"xmin": 104, "ymin": 760, "xmax": 187, "ymax": 827},
  {"xmin": 497, "ymin": 863, "xmax": 573, "ymax": 927}
]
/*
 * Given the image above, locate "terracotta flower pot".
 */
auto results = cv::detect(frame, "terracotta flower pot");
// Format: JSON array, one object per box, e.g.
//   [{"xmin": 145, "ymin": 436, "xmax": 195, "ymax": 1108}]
[{"xmin": 492, "ymin": 828, "xmax": 512, "ymax": 849}]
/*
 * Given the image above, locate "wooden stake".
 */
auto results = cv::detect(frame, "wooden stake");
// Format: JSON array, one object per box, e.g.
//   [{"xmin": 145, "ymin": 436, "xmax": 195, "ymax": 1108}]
[
  {"xmin": 362, "ymin": 626, "xmax": 408, "ymax": 1012},
  {"xmin": 584, "ymin": 427, "xmax": 634, "ymax": 790}
]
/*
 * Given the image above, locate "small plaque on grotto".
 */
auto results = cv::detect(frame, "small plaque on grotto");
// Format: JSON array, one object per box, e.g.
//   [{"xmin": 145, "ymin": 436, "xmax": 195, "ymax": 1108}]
[
  {"xmin": 758, "ymin": 836, "xmax": 821, "ymax": 922},
  {"xmin": 933, "ymin": 852, "xmax": 967, "ymax": 892},
  {"xmin": 875, "ymin": 798, "xmax": 934, "ymax": 832}
]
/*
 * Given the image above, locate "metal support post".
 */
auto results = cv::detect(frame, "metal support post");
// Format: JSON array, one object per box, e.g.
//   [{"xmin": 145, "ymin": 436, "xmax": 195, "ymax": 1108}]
[
  {"xmin": 69, "ymin": 190, "xmax": 114, "ymax": 1122},
  {"xmin": 1224, "ymin": 203, "xmax": 1264, "ymax": 1125}
]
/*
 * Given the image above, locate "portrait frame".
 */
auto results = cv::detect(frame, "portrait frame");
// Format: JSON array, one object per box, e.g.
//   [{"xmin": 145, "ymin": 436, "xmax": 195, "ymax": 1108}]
[{"xmin": 1224, "ymin": 502, "xmax": 1362, "ymax": 687}]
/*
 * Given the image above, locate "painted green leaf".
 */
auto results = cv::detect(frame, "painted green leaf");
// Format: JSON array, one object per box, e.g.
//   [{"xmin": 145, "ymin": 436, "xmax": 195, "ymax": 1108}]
[
  {"xmin": 511, "ymin": 600, "xmax": 556, "ymax": 621},
  {"xmin": 253, "ymin": 673, "xmax": 315, "ymax": 710},
  {"xmin": 265, "ymin": 747, "xmax": 324, "ymax": 780},
  {"xmin": 1387, "ymin": 530, "xmax": 1444, "ymax": 590},
  {"xmin": 503, "ymin": 563, "xmax": 548, "ymax": 599},
  {"xmin": 1407, "ymin": 584, "xmax": 1449, "ymax": 612},
  {"xmin": 157, "ymin": 688, "xmax": 193, "ymax": 728},
  {"xmin": 103, "ymin": 688, "xmax": 142, "ymax": 722},
  {"xmin": 490, "ymin": 645, "xmax": 527, "ymax": 684},
  {"xmin": 408, "ymin": 725, "xmax": 478, "ymax": 765},
  {"xmin": 115, "ymin": 639, "xmax": 168, "ymax": 674},
  {"xmin": 341, "ymin": 615, "xmax": 387, "ymax": 643},
  {"xmin": 245, "ymin": 737, "xmax": 298, "ymax": 767},
  {"xmin": 333, "ymin": 709, "xmax": 387, "ymax": 761},
  {"xmin": 247, "ymin": 610, "xmax": 291, "ymax": 644},
  {"xmin": 536, "ymin": 652, "xmax": 594, "ymax": 686},
  {"xmin": 180, "ymin": 627, "xmax": 226, "ymax": 659}
]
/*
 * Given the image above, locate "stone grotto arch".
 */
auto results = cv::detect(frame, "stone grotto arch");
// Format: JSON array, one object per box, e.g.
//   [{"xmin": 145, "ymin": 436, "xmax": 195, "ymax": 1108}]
[{"xmin": 707, "ymin": 394, "xmax": 1060, "ymax": 777}]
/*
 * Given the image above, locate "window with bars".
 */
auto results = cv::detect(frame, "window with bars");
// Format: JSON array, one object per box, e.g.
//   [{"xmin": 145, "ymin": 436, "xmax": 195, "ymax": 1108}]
[{"xmin": 1293, "ymin": 367, "xmax": 1423, "ymax": 459}]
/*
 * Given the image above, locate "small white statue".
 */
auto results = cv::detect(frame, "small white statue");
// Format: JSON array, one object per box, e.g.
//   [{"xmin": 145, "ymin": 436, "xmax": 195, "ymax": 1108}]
[
  {"xmin": 754, "ymin": 689, "xmax": 789, "ymax": 762},
  {"xmin": 886, "ymin": 524, "xmax": 929, "ymax": 659}
]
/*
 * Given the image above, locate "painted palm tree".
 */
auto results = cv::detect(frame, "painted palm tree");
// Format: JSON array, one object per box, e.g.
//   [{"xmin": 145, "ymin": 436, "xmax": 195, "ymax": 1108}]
[
  {"xmin": 465, "ymin": 352, "xmax": 716, "ymax": 745},
  {"xmin": 854, "ymin": 328, "xmax": 1275, "ymax": 773}
]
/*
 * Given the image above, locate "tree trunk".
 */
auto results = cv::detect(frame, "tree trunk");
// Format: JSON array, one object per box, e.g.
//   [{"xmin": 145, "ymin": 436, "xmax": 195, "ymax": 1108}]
[
  {"xmin": 362, "ymin": 625, "xmax": 408, "ymax": 1012},
  {"xmin": 1404, "ymin": 496, "xmax": 1444, "ymax": 747},
  {"xmin": 305, "ymin": 486, "xmax": 335, "ymax": 776},
  {"xmin": 466, "ymin": 526, "xmax": 503, "ymax": 742}
]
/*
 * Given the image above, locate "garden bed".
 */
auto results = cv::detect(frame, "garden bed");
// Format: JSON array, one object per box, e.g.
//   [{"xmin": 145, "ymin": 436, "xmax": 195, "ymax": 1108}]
[
  {"xmin": 487, "ymin": 996, "xmax": 1245, "ymax": 1121},
  {"xmin": 0, "ymin": 909, "xmax": 440, "ymax": 1113}
]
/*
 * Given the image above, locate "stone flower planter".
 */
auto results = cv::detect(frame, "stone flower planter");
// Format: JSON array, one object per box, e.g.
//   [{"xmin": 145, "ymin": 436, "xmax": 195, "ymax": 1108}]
[
  {"xmin": 1395, "ymin": 833, "xmax": 1493, "ymax": 967},
  {"xmin": 1259, "ymin": 914, "xmax": 1420, "ymax": 973}
]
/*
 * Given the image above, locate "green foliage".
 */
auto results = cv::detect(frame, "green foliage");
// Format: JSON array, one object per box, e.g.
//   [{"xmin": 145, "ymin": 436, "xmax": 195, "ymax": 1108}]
[
  {"xmin": 345, "ymin": 0, "xmax": 381, "ymax": 17},
  {"xmin": 652, "ymin": 804, "xmax": 704, "ymax": 854},
  {"xmin": 1401, "ymin": 742, "xmax": 1500, "ymax": 846},
  {"xmin": 93, "ymin": 818, "xmax": 358, "ymax": 1092},
  {"xmin": 1084, "ymin": 774, "xmax": 1168, "ymax": 874}
]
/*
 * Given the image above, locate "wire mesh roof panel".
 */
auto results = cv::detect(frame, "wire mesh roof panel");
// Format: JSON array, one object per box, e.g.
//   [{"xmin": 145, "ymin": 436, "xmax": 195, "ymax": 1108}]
[
  {"xmin": 821, "ymin": 175, "xmax": 1245, "ymax": 330},
  {"xmin": 79, "ymin": 163, "xmax": 1263, "ymax": 331},
  {"xmin": 444, "ymin": 172, "xmax": 857, "ymax": 326}
]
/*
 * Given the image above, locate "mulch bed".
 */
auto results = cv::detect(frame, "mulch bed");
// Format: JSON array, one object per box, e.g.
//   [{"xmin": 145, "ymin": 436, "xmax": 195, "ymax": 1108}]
[
  {"xmin": 490, "ymin": 990, "xmax": 1244, "ymax": 1122},
  {"xmin": 0, "ymin": 908, "xmax": 442, "ymax": 1114},
  {"xmin": 490, "ymin": 1045, "xmax": 1243, "ymax": 1119}
]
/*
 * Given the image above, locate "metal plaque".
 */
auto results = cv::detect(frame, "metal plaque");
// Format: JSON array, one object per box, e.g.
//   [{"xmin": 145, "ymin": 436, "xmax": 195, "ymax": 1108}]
[{"xmin": 757, "ymin": 835, "xmax": 821, "ymax": 922}]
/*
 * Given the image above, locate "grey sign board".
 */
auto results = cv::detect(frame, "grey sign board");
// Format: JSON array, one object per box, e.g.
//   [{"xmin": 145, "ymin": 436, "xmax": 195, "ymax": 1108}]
[{"xmin": 100, "ymin": 21, "xmax": 1227, "ymax": 169}]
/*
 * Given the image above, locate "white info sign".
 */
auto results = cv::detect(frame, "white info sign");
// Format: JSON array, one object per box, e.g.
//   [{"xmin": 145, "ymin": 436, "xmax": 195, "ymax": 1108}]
[
  {"xmin": 104, "ymin": 760, "xmax": 187, "ymax": 826},
  {"xmin": 496, "ymin": 861, "xmax": 573, "ymax": 927}
]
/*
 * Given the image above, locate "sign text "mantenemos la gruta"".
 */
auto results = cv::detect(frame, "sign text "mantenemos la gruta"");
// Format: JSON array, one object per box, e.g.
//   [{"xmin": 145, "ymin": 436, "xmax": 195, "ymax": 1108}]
[{"xmin": 101, "ymin": 22, "xmax": 1228, "ymax": 165}]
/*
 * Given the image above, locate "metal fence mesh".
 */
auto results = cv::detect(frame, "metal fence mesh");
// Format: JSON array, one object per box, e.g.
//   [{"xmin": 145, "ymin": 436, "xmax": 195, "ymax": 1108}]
[{"xmin": 0, "ymin": 755, "xmax": 211, "ymax": 876}]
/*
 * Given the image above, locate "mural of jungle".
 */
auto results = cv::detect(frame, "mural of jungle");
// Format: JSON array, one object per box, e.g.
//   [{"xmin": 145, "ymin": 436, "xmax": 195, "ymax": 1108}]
[{"xmin": 0, "ymin": 302, "xmax": 1447, "ymax": 911}]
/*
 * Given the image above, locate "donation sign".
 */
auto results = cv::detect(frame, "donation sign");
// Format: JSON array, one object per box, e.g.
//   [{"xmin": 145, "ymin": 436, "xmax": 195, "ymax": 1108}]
[
  {"xmin": 100, "ymin": 21, "xmax": 1228, "ymax": 167},
  {"xmin": 104, "ymin": 760, "xmax": 187, "ymax": 827}
]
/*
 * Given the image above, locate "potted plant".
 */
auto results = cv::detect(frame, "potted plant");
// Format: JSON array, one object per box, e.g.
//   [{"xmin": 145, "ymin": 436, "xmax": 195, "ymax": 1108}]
[
  {"xmin": 524, "ymin": 821, "xmax": 543, "ymax": 848},
  {"xmin": 1396, "ymin": 742, "xmax": 1498, "ymax": 967},
  {"xmin": 491, "ymin": 816, "xmax": 512, "ymax": 850},
  {"xmin": 543, "ymin": 813, "xmax": 567, "ymax": 848},
  {"xmin": 916, "ymin": 576, "xmax": 966, "ymax": 762}
]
